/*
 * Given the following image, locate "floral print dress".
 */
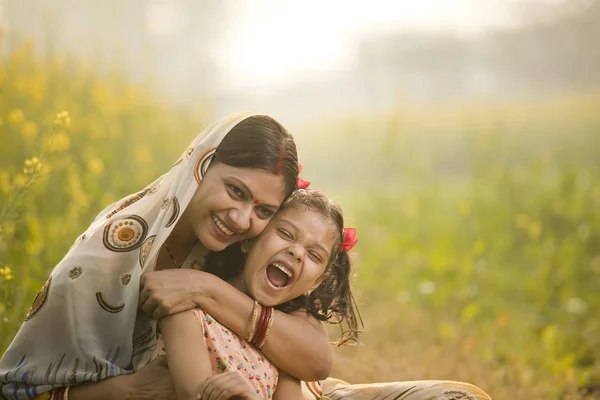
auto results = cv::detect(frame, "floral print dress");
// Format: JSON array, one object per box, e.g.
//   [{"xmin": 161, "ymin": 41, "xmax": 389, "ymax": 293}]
[{"xmin": 153, "ymin": 309, "xmax": 278, "ymax": 400}]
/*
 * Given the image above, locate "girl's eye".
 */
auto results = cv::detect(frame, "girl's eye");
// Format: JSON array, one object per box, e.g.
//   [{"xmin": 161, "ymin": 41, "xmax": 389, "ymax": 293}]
[
  {"xmin": 255, "ymin": 207, "xmax": 274, "ymax": 220},
  {"xmin": 226, "ymin": 184, "xmax": 245, "ymax": 199},
  {"xmin": 277, "ymin": 228, "xmax": 293, "ymax": 240},
  {"xmin": 308, "ymin": 251, "xmax": 323, "ymax": 263}
]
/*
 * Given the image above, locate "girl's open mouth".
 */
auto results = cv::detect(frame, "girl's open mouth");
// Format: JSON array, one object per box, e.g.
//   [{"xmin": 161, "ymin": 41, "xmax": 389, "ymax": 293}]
[{"xmin": 266, "ymin": 262, "xmax": 293, "ymax": 288}]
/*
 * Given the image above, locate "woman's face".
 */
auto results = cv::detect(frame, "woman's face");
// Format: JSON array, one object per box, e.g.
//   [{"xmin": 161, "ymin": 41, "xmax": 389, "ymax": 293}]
[
  {"xmin": 186, "ymin": 162, "xmax": 286, "ymax": 252},
  {"xmin": 240, "ymin": 206, "xmax": 338, "ymax": 306}
]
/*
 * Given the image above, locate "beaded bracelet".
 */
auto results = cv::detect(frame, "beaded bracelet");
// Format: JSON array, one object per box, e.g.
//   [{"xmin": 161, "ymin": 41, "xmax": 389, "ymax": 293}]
[{"xmin": 246, "ymin": 300, "xmax": 260, "ymax": 342}]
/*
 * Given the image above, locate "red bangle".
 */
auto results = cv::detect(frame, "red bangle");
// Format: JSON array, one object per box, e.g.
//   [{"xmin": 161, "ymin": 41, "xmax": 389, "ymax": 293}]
[
  {"xmin": 251, "ymin": 306, "xmax": 272, "ymax": 347},
  {"xmin": 251, "ymin": 306, "xmax": 268, "ymax": 346},
  {"xmin": 257, "ymin": 308, "xmax": 273, "ymax": 349},
  {"xmin": 52, "ymin": 388, "xmax": 66, "ymax": 400}
]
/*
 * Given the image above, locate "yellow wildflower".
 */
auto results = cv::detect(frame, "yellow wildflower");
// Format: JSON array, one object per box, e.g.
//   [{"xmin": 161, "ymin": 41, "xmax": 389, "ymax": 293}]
[
  {"xmin": 45, "ymin": 131, "xmax": 71, "ymax": 152},
  {"xmin": 53, "ymin": 111, "xmax": 71, "ymax": 128},
  {"xmin": 87, "ymin": 157, "xmax": 105, "ymax": 175},
  {"xmin": 13, "ymin": 174, "xmax": 27, "ymax": 188},
  {"xmin": 22, "ymin": 120, "xmax": 39, "ymax": 140},
  {"xmin": 528, "ymin": 222, "xmax": 542, "ymax": 239},
  {"xmin": 9, "ymin": 109, "xmax": 24, "ymax": 126}
]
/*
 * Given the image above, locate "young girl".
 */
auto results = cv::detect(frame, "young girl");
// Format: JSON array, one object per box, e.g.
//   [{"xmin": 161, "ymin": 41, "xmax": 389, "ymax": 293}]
[{"xmin": 157, "ymin": 188, "xmax": 360, "ymax": 400}]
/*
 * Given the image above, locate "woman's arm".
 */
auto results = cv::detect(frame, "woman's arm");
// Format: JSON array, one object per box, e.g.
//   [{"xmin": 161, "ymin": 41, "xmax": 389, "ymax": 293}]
[
  {"xmin": 67, "ymin": 375, "xmax": 130, "ymax": 400},
  {"xmin": 158, "ymin": 309, "xmax": 213, "ymax": 400},
  {"xmin": 68, "ymin": 356, "xmax": 175, "ymax": 400},
  {"xmin": 140, "ymin": 270, "xmax": 333, "ymax": 381},
  {"xmin": 273, "ymin": 370, "xmax": 304, "ymax": 400}
]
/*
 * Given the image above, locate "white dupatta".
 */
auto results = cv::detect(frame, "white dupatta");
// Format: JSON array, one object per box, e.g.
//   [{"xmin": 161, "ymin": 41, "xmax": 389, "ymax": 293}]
[{"xmin": 0, "ymin": 113, "xmax": 259, "ymax": 399}]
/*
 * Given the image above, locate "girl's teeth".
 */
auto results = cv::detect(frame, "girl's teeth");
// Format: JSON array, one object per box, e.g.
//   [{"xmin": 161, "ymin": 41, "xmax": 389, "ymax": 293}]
[
  {"xmin": 213, "ymin": 215, "xmax": 234, "ymax": 236},
  {"xmin": 273, "ymin": 262, "xmax": 292, "ymax": 279}
]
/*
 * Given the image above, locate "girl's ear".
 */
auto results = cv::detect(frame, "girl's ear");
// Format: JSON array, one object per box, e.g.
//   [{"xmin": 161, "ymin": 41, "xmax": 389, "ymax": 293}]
[
  {"xmin": 240, "ymin": 239, "xmax": 254, "ymax": 254},
  {"xmin": 307, "ymin": 271, "xmax": 330, "ymax": 295}
]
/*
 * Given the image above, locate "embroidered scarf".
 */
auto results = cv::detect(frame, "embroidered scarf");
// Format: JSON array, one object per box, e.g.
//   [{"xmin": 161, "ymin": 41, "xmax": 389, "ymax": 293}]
[{"xmin": 0, "ymin": 113, "xmax": 260, "ymax": 399}]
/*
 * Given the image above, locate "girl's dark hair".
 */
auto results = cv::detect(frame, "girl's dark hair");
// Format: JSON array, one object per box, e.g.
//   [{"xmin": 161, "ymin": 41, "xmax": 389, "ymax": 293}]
[
  {"xmin": 205, "ymin": 188, "xmax": 362, "ymax": 346},
  {"xmin": 213, "ymin": 115, "xmax": 299, "ymax": 199}
]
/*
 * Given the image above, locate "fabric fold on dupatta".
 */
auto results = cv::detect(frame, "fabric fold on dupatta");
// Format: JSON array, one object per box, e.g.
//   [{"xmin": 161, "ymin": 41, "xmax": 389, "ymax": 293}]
[{"xmin": 0, "ymin": 113, "xmax": 260, "ymax": 399}]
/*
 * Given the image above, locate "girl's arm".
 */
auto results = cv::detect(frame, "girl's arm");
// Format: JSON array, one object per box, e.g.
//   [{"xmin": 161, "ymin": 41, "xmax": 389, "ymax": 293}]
[
  {"xmin": 273, "ymin": 370, "xmax": 304, "ymax": 400},
  {"xmin": 140, "ymin": 270, "xmax": 333, "ymax": 381},
  {"xmin": 158, "ymin": 309, "xmax": 213, "ymax": 400}
]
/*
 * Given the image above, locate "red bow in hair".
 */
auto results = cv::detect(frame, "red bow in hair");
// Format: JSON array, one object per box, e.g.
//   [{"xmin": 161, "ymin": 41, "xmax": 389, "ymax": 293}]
[
  {"xmin": 339, "ymin": 227, "xmax": 358, "ymax": 253},
  {"xmin": 297, "ymin": 162, "xmax": 311, "ymax": 189}
]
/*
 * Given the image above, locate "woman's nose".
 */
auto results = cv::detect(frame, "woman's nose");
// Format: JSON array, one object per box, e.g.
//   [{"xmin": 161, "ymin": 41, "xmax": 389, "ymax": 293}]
[{"xmin": 228, "ymin": 204, "xmax": 252, "ymax": 232}]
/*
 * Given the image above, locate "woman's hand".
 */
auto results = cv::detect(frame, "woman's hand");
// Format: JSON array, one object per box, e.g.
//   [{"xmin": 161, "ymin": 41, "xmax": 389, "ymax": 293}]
[
  {"xmin": 196, "ymin": 372, "xmax": 261, "ymax": 400},
  {"xmin": 139, "ymin": 269, "xmax": 205, "ymax": 318},
  {"xmin": 68, "ymin": 356, "xmax": 175, "ymax": 400},
  {"xmin": 128, "ymin": 356, "xmax": 176, "ymax": 400}
]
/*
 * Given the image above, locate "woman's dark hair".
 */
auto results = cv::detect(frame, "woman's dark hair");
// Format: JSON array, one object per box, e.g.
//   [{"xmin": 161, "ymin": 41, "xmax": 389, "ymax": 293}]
[
  {"xmin": 212, "ymin": 115, "xmax": 299, "ymax": 199},
  {"xmin": 205, "ymin": 188, "xmax": 362, "ymax": 346}
]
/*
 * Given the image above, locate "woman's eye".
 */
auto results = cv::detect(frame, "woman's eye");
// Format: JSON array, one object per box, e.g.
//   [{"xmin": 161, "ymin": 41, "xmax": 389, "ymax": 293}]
[
  {"xmin": 255, "ymin": 207, "xmax": 274, "ymax": 220},
  {"xmin": 226, "ymin": 184, "xmax": 244, "ymax": 199}
]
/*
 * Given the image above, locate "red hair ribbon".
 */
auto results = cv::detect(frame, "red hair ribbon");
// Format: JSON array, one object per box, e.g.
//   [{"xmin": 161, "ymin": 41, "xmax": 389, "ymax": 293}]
[
  {"xmin": 297, "ymin": 162, "xmax": 311, "ymax": 189},
  {"xmin": 339, "ymin": 227, "xmax": 358, "ymax": 253}
]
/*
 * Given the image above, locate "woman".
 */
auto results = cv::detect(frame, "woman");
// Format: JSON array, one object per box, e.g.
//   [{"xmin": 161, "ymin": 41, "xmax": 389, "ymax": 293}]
[{"xmin": 0, "ymin": 113, "xmax": 334, "ymax": 399}]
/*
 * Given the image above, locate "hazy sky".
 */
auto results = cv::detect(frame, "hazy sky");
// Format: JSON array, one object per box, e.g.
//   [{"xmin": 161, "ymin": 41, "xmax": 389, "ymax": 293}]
[{"xmin": 215, "ymin": 0, "xmax": 525, "ymax": 91}]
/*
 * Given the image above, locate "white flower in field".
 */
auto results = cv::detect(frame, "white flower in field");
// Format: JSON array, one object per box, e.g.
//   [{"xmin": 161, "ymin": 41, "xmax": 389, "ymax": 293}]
[
  {"xmin": 566, "ymin": 297, "xmax": 588, "ymax": 315},
  {"xmin": 418, "ymin": 280, "xmax": 436, "ymax": 295}
]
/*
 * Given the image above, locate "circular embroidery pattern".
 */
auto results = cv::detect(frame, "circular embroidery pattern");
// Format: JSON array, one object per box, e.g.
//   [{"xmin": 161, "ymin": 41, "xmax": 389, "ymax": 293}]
[
  {"xmin": 194, "ymin": 147, "xmax": 217, "ymax": 184},
  {"xmin": 103, "ymin": 215, "xmax": 148, "ymax": 252},
  {"xmin": 186, "ymin": 147, "xmax": 195, "ymax": 159},
  {"xmin": 25, "ymin": 276, "xmax": 52, "ymax": 321},
  {"xmin": 139, "ymin": 235, "xmax": 156, "ymax": 267},
  {"xmin": 165, "ymin": 197, "xmax": 180, "ymax": 228},
  {"xmin": 96, "ymin": 292, "xmax": 125, "ymax": 313},
  {"xmin": 68, "ymin": 266, "xmax": 83, "ymax": 280},
  {"xmin": 119, "ymin": 273, "xmax": 132, "ymax": 287},
  {"xmin": 147, "ymin": 182, "xmax": 160, "ymax": 195}
]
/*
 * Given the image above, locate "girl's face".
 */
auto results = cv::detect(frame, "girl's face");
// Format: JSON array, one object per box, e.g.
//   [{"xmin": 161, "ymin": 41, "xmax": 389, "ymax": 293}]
[
  {"xmin": 185, "ymin": 162, "xmax": 286, "ymax": 252},
  {"xmin": 240, "ymin": 206, "xmax": 338, "ymax": 306}
]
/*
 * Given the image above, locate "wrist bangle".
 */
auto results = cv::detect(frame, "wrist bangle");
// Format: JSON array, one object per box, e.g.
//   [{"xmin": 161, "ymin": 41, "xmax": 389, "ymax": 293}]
[
  {"xmin": 52, "ymin": 388, "xmax": 66, "ymax": 400},
  {"xmin": 64, "ymin": 386, "xmax": 70, "ymax": 400},
  {"xmin": 247, "ymin": 300, "xmax": 260, "ymax": 342},
  {"xmin": 252, "ymin": 306, "xmax": 272, "ymax": 348},
  {"xmin": 251, "ymin": 305, "xmax": 268, "ymax": 347},
  {"xmin": 257, "ymin": 310, "xmax": 274, "ymax": 349}
]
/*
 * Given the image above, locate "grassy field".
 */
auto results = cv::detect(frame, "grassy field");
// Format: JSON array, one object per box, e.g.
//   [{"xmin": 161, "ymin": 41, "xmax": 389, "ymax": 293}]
[{"xmin": 1, "ymin": 44, "xmax": 599, "ymax": 399}]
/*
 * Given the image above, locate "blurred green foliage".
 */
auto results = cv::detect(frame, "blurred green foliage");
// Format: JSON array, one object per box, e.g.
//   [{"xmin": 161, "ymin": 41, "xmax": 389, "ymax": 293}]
[
  {"xmin": 1, "ymin": 43, "xmax": 599, "ymax": 398},
  {"xmin": 300, "ymin": 93, "xmax": 600, "ymax": 397},
  {"xmin": 0, "ymin": 42, "xmax": 204, "ymax": 348}
]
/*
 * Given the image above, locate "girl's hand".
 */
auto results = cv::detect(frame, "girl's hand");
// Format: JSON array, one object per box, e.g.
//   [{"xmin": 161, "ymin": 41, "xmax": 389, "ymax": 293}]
[
  {"xmin": 139, "ymin": 269, "xmax": 205, "ymax": 318},
  {"xmin": 197, "ymin": 371, "xmax": 261, "ymax": 400}
]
